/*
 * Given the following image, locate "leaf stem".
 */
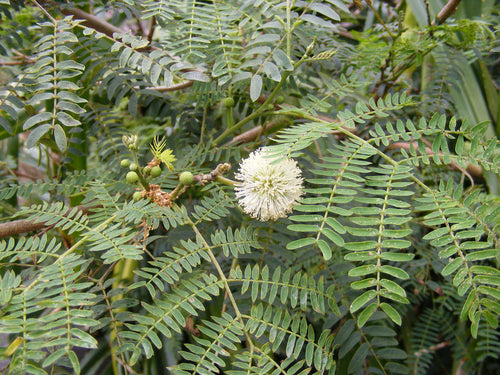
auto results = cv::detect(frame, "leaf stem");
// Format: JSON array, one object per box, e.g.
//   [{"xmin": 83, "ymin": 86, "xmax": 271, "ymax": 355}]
[
  {"xmin": 286, "ymin": 0, "xmax": 291, "ymax": 57},
  {"xmin": 188, "ymin": 221, "xmax": 254, "ymax": 351},
  {"xmin": 131, "ymin": 153, "xmax": 150, "ymax": 192},
  {"xmin": 216, "ymin": 175, "xmax": 237, "ymax": 186},
  {"xmin": 365, "ymin": 0, "xmax": 394, "ymax": 38},
  {"xmin": 225, "ymin": 105, "xmax": 235, "ymax": 130}
]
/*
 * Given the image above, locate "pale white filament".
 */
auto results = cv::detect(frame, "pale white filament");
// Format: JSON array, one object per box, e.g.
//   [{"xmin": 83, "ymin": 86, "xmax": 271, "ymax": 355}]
[{"xmin": 235, "ymin": 148, "xmax": 303, "ymax": 221}]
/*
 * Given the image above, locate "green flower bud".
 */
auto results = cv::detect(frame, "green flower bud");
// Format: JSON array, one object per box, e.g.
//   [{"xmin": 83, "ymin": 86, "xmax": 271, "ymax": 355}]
[
  {"xmin": 126, "ymin": 171, "xmax": 139, "ymax": 184},
  {"xmin": 151, "ymin": 166, "xmax": 162, "ymax": 177},
  {"xmin": 129, "ymin": 163, "xmax": 138, "ymax": 171},
  {"xmin": 132, "ymin": 191, "xmax": 143, "ymax": 201},
  {"xmin": 179, "ymin": 171, "xmax": 194, "ymax": 185},
  {"xmin": 120, "ymin": 159, "xmax": 131, "ymax": 168},
  {"xmin": 122, "ymin": 134, "xmax": 138, "ymax": 150},
  {"xmin": 222, "ymin": 97, "xmax": 235, "ymax": 108}
]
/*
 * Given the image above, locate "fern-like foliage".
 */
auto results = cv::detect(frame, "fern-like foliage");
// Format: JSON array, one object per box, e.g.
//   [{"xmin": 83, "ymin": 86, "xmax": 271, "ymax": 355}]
[
  {"xmin": 22, "ymin": 17, "xmax": 86, "ymax": 151},
  {"xmin": 0, "ymin": 253, "xmax": 97, "ymax": 374}
]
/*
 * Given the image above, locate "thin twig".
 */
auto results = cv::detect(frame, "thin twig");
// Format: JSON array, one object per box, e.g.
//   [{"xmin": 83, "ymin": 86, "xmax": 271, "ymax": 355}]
[
  {"xmin": 224, "ymin": 118, "xmax": 287, "ymax": 146},
  {"xmin": 365, "ymin": 0, "xmax": 394, "ymax": 38},
  {"xmin": 147, "ymin": 16, "xmax": 156, "ymax": 43},
  {"xmin": 143, "ymin": 81, "xmax": 193, "ymax": 92},
  {"xmin": 414, "ymin": 341, "xmax": 450, "ymax": 357},
  {"xmin": 199, "ymin": 105, "xmax": 208, "ymax": 145},
  {"xmin": 31, "ymin": 0, "xmax": 56, "ymax": 23},
  {"xmin": 386, "ymin": 141, "xmax": 480, "ymax": 184},
  {"xmin": 0, "ymin": 57, "xmax": 35, "ymax": 66}
]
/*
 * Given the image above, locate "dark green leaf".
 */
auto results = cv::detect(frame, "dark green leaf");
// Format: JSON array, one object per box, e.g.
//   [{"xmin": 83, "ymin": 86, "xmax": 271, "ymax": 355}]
[{"xmin": 350, "ymin": 290, "xmax": 377, "ymax": 313}]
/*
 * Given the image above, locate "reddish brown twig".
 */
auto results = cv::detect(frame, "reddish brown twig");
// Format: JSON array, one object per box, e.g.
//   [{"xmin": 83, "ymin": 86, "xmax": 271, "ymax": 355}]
[
  {"xmin": 414, "ymin": 341, "xmax": 450, "ymax": 357},
  {"xmin": 434, "ymin": 0, "xmax": 461, "ymax": 25},
  {"xmin": 386, "ymin": 141, "xmax": 481, "ymax": 183},
  {"xmin": 61, "ymin": 7, "xmax": 122, "ymax": 37},
  {"xmin": 0, "ymin": 205, "xmax": 97, "ymax": 239}
]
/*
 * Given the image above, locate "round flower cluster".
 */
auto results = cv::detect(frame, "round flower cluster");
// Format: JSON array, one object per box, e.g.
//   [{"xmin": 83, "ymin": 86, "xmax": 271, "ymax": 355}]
[{"xmin": 235, "ymin": 148, "xmax": 303, "ymax": 221}]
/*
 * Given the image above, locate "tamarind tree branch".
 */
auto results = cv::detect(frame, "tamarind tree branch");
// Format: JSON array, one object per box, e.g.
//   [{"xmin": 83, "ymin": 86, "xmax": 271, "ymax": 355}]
[
  {"xmin": 435, "ymin": 0, "xmax": 461, "ymax": 25},
  {"xmin": 0, "ymin": 205, "xmax": 97, "ymax": 239},
  {"xmin": 61, "ymin": 7, "xmax": 122, "ymax": 37},
  {"xmin": 224, "ymin": 118, "xmax": 289, "ymax": 146},
  {"xmin": 0, "ymin": 219, "xmax": 47, "ymax": 239},
  {"xmin": 60, "ymin": 7, "xmax": 197, "ymax": 92}
]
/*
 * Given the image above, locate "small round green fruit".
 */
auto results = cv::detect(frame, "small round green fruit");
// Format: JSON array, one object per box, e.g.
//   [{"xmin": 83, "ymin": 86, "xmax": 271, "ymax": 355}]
[
  {"xmin": 222, "ymin": 97, "xmax": 235, "ymax": 108},
  {"xmin": 132, "ymin": 191, "xmax": 143, "ymax": 201},
  {"xmin": 143, "ymin": 166, "xmax": 151, "ymax": 175},
  {"xmin": 150, "ymin": 166, "xmax": 162, "ymax": 177},
  {"xmin": 129, "ymin": 163, "xmax": 138, "ymax": 171},
  {"xmin": 126, "ymin": 171, "xmax": 139, "ymax": 184},
  {"xmin": 179, "ymin": 171, "xmax": 194, "ymax": 186},
  {"xmin": 275, "ymin": 95, "xmax": 285, "ymax": 104},
  {"xmin": 120, "ymin": 159, "xmax": 131, "ymax": 168}
]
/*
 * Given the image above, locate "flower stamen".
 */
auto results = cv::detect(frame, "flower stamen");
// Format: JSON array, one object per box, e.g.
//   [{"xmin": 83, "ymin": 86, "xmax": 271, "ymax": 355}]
[{"xmin": 234, "ymin": 148, "xmax": 303, "ymax": 221}]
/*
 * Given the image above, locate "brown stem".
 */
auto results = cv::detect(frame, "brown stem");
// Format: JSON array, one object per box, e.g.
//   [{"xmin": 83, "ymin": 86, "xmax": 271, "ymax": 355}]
[
  {"xmin": 0, "ymin": 205, "xmax": 98, "ymax": 239},
  {"xmin": 0, "ymin": 219, "xmax": 47, "ymax": 239},
  {"xmin": 414, "ymin": 341, "xmax": 450, "ymax": 357},
  {"xmin": 435, "ymin": 0, "xmax": 461, "ymax": 25},
  {"xmin": 61, "ymin": 7, "xmax": 122, "ymax": 37},
  {"xmin": 386, "ymin": 141, "xmax": 481, "ymax": 182},
  {"xmin": 147, "ymin": 16, "xmax": 156, "ymax": 43},
  {"xmin": 225, "ymin": 118, "xmax": 288, "ymax": 146},
  {"xmin": 144, "ymin": 81, "xmax": 194, "ymax": 92},
  {"xmin": 0, "ymin": 58, "xmax": 35, "ymax": 66},
  {"xmin": 194, "ymin": 163, "xmax": 232, "ymax": 186}
]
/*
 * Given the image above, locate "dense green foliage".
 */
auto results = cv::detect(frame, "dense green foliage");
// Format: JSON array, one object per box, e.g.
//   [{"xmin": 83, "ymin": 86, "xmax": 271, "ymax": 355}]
[{"xmin": 0, "ymin": 0, "xmax": 499, "ymax": 374}]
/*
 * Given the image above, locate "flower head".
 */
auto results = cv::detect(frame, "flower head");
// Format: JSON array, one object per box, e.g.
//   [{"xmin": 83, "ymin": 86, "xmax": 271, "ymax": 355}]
[
  {"xmin": 122, "ymin": 134, "xmax": 138, "ymax": 150},
  {"xmin": 235, "ymin": 148, "xmax": 303, "ymax": 221}
]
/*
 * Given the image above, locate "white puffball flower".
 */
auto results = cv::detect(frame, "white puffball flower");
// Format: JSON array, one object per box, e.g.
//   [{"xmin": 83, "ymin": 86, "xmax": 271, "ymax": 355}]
[{"xmin": 234, "ymin": 148, "xmax": 304, "ymax": 221}]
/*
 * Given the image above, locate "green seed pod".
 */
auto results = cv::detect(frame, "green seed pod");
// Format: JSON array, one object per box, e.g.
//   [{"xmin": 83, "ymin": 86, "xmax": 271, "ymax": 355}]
[
  {"xmin": 179, "ymin": 171, "xmax": 194, "ymax": 185},
  {"xmin": 132, "ymin": 191, "xmax": 143, "ymax": 201},
  {"xmin": 120, "ymin": 159, "xmax": 131, "ymax": 168},
  {"xmin": 222, "ymin": 97, "xmax": 235, "ymax": 108},
  {"xmin": 129, "ymin": 163, "xmax": 138, "ymax": 171},
  {"xmin": 126, "ymin": 171, "xmax": 139, "ymax": 184},
  {"xmin": 151, "ymin": 166, "xmax": 162, "ymax": 177}
]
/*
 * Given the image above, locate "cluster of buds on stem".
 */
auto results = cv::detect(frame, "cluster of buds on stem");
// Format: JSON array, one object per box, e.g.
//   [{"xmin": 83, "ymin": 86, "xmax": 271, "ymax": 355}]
[
  {"xmin": 122, "ymin": 134, "xmax": 138, "ymax": 151},
  {"xmin": 195, "ymin": 163, "xmax": 232, "ymax": 186}
]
